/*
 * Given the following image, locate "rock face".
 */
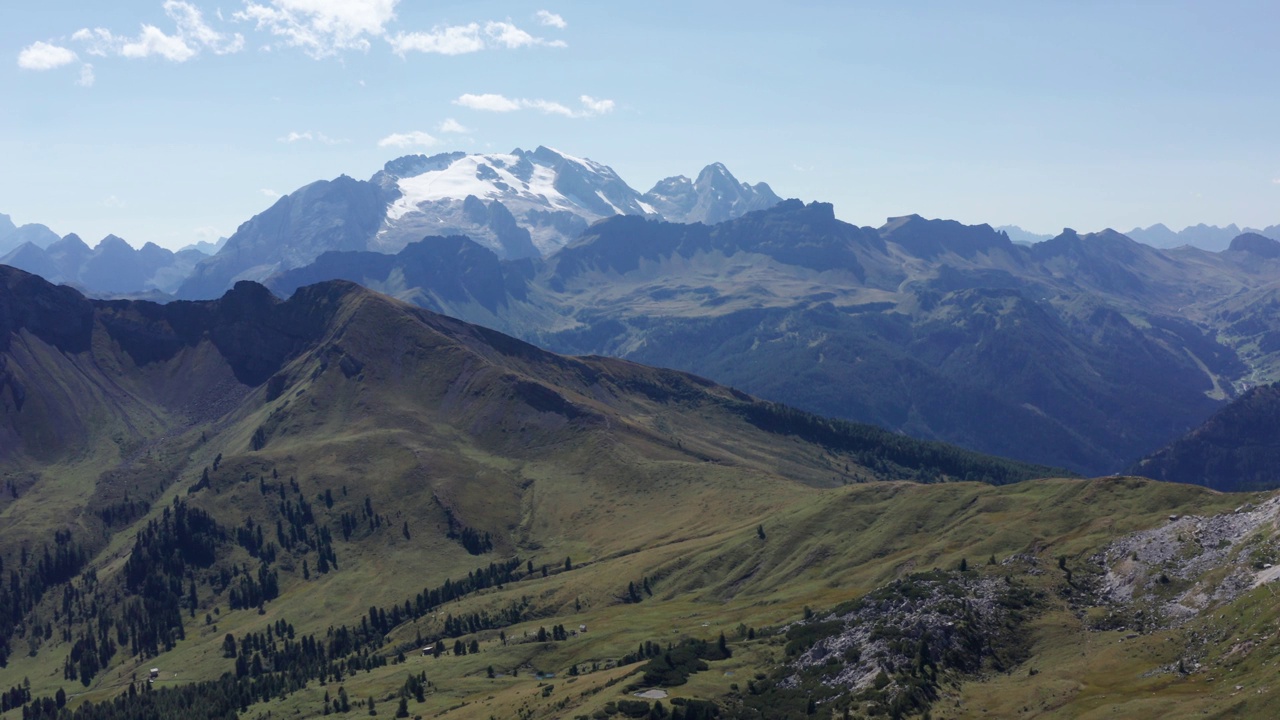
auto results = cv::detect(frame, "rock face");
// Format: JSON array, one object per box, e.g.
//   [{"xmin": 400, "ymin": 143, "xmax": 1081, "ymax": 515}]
[
  {"xmin": 641, "ymin": 162, "xmax": 781, "ymax": 225},
  {"xmin": 178, "ymin": 175, "xmax": 388, "ymax": 300},
  {"xmin": 1091, "ymin": 494, "xmax": 1280, "ymax": 627},
  {"xmin": 774, "ymin": 569, "xmax": 1040, "ymax": 715}
]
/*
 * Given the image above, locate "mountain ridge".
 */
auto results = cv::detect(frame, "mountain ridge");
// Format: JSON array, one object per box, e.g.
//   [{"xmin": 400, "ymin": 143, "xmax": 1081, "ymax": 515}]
[{"xmin": 262, "ymin": 201, "xmax": 1276, "ymax": 476}]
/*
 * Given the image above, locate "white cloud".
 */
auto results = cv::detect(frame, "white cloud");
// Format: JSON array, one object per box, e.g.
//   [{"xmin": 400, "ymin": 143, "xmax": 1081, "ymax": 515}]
[
  {"xmin": 378, "ymin": 131, "xmax": 439, "ymax": 149},
  {"xmin": 388, "ymin": 19, "xmax": 565, "ymax": 56},
  {"xmin": 278, "ymin": 130, "xmax": 344, "ymax": 144},
  {"xmin": 454, "ymin": 93, "xmax": 616, "ymax": 119},
  {"xmin": 235, "ymin": 0, "xmax": 399, "ymax": 58},
  {"xmin": 483, "ymin": 21, "xmax": 565, "ymax": 50},
  {"xmin": 17, "ymin": 41, "xmax": 79, "ymax": 70},
  {"xmin": 77, "ymin": 63, "xmax": 96, "ymax": 86},
  {"xmin": 387, "ymin": 23, "xmax": 483, "ymax": 55},
  {"xmin": 101, "ymin": 195, "xmax": 126, "ymax": 208},
  {"xmin": 72, "ymin": 28, "xmax": 115, "ymax": 56},
  {"xmin": 579, "ymin": 95, "xmax": 614, "ymax": 115},
  {"xmin": 535, "ymin": 10, "xmax": 566, "ymax": 29},
  {"xmin": 121, "ymin": 25, "xmax": 197, "ymax": 61},
  {"xmin": 437, "ymin": 118, "xmax": 470, "ymax": 134},
  {"xmin": 261, "ymin": 188, "xmax": 281, "ymax": 198},
  {"xmin": 71, "ymin": 2, "xmax": 243, "ymax": 63},
  {"xmin": 1272, "ymin": 178, "xmax": 1280, "ymax": 185},
  {"xmin": 165, "ymin": 1, "xmax": 245, "ymax": 54},
  {"xmin": 524, "ymin": 99, "xmax": 575, "ymax": 117},
  {"xmin": 28, "ymin": 2, "xmax": 559, "ymax": 72},
  {"xmin": 455, "ymin": 93, "xmax": 523, "ymax": 112}
]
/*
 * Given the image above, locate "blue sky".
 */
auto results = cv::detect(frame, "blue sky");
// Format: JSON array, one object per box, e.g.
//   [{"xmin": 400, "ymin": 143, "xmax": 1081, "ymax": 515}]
[{"xmin": 4, "ymin": 0, "xmax": 1279, "ymax": 250}]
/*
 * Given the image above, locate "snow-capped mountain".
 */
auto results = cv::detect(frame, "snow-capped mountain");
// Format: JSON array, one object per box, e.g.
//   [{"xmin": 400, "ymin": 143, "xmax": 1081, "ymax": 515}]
[
  {"xmin": 177, "ymin": 147, "xmax": 780, "ymax": 299},
  {"xmin": 373, "ymin": 146, "xmax": 657, "ymax": 258}
]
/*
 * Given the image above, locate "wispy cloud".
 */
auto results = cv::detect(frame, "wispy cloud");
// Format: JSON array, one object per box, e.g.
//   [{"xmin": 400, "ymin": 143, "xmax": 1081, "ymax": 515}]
[
  {"xmin": 437, "ymin": 118, "xmax": 470, "ymax": 134},
  {"xmin": 77, "ymin": 63, "xmax": 96, "ymax": 86},
  {"xmin": 278, "ymin": 131, "xmax": 344, "ymax": 144},
  {"xmin": 21, "ymin": 1, "xmax": 565, "ymax": 74},
  {"xmin": 378, "ymin": 131, "xmax": 439, "ymax": 149},
  {"xmin": 386, "ymin": 23, "xmax": 483, "ymax": 55},
  {"xmin": 535, "ymin": 10, "xmax": 566, "ymax": 29},
  {"xmin": 484, "ymin": 21, "xmax": 566, "ymax": 50},
  {"xmin": 454, "ymin": 93, "xmax": 615, "ymax": 118},
  {"xmin": 578, "ymin": 95, "xmax": 614, "ymax": 115},
  {"xmin": 71, "ymin": 1, "xmax": 244, "ymax": 62},
  {"xmin": 260, "ymin": 188, "xmax": 281, "ymax": 198},
  {"xmin": 1272, "ymin": 178, "xmax": 1280, "ymax": 185},
  {"xmin": 388, "ymin": 19, "xmax": 565, "ymax": 56},
  {"xmin": 234, "ymin": 0, "xmax": 396, "ymax": 58},
  {"xmin": 17, "ymin": 41, "xmax": 79, "ymax": 70},
  {"xmin": 101, "ymin": 195, "xmax": 126, "ymax": 208}
]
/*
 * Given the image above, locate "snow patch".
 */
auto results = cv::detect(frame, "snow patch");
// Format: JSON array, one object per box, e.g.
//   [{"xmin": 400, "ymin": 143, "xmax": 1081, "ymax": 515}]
[{"xmin": 387, "ymin": 153, "xmax": 574, "ymax": 221}]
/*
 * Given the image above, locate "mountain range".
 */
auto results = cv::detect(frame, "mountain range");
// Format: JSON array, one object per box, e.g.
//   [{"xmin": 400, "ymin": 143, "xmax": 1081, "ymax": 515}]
[
  {"xmin": 7, "ymin": 147, "xmax": 1280, "ymax": 479},
  {"xmin": 263, "ymin": 200, "xmax": 1280, "ymax": 476},
  {"xmin": 0, "ymin": 232, "xmax": 206, "ymax": 296},
  {"xmin": 1000, "ymin": 221, "xmax": 1280, "ymax": 251},
  {"xmin": 0, "ymin": 213, "xmax": 60, "ymax": 255},
  {"xmin": 175, "ymin": 147, "xmax": 780, "ymax": 299}
]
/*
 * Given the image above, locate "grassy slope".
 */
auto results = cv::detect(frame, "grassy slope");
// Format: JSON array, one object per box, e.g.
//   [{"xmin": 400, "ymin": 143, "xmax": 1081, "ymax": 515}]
[
  {"xmin": 3, "ymin": 473, "xmax": 1255, "ymax": 719},
  {"xmin": 0, "ymin": 281, "xmax": 1268, "ymax": 720}
]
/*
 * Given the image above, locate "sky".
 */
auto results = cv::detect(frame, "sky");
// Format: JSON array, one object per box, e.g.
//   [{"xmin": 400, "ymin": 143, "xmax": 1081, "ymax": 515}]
[{"xmin": 3, "ymin": 0, "xmax": 1280, "ymax": 250}]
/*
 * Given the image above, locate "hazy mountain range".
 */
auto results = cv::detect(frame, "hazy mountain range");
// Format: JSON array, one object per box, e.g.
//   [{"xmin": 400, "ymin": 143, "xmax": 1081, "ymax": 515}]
[
  {"xmin": 1000, "ymin": 221, "xmax": 1280, "ymax": 251},
  {"xmin": 0, "ymin": 213, "xmax": 60, "ymax": 255},
  {"xmin": 0, "ymin": 232, "xmax": 207, "ymax": 296}
]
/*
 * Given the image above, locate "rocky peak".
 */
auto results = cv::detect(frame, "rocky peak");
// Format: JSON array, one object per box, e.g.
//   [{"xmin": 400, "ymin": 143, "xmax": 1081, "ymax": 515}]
[{"xmin": 1227, "ymin": 232, "xmax": 1280, "ymax": 259}]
